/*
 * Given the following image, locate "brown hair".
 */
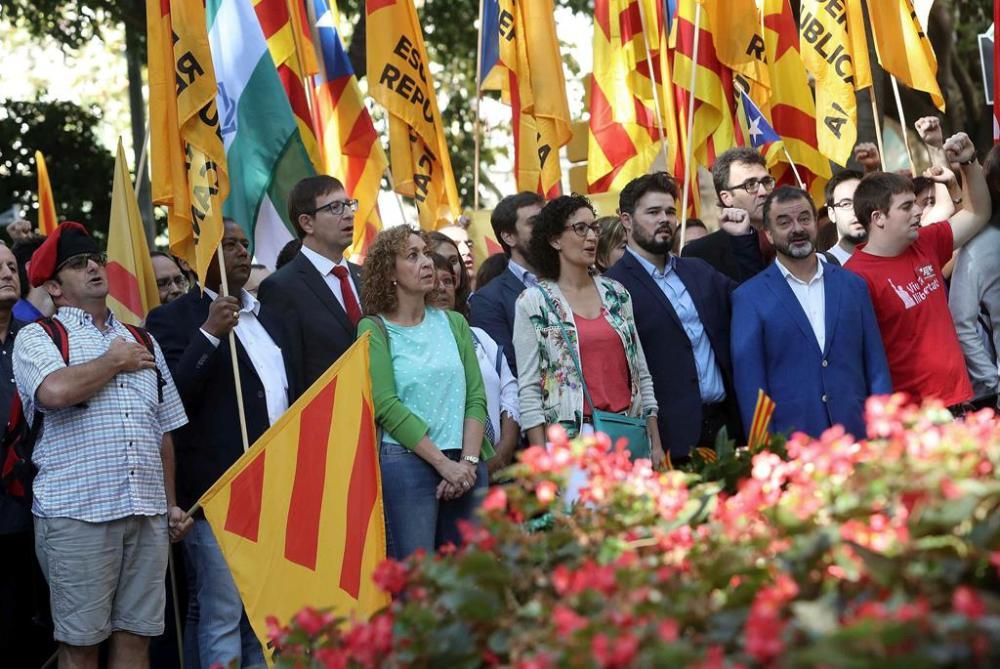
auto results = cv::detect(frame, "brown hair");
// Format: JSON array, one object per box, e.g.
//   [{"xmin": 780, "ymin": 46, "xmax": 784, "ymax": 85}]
[
  {"xmin": 362, "ymin": 225, "xmax": 421, "ymax": 316},
  {"xmin": 287, "ymin": 175, "xmax": 345, "ymax": 236},
  {"xmin": 595, "ymin": 216, "xmax": 626, "ymax": 272}
]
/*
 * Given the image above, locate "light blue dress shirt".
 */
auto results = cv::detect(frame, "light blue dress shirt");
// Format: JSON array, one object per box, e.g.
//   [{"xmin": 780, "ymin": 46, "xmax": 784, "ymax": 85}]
[{"xmin": 627, "ymin": 248, "xmax": 726, "ymax": 403}]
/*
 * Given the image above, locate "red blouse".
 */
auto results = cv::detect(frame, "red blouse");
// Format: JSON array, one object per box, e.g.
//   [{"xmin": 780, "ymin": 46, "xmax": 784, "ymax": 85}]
[{"xmin": 574, "ymin": 311, "xmax": 631, "ymax": 416}]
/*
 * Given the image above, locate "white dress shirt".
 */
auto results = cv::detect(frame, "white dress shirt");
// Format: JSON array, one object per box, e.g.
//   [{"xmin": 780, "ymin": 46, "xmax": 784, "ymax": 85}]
[
  {"xmin": 471, "ymin": 327, "xmax": 520, "ymax": 442},
  {"xmin": 300, "ymin": 245, "xmax": 361, "ymax": 313},
  {"xmin": 775, "ymin": 256, "xmax": 826, "ymax": 352},
  {"xmin": 201, "ymin": 288, "xmax": 289, "ymax": 426}
]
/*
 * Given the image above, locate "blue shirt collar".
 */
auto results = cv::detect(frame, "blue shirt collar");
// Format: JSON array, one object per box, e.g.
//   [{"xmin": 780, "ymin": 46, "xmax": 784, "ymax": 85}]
[
  {"xmin": 626, "ymin": 247, "xmax": 675, "ymax": 278},
  {"xmin": 507, "ymin": 258, "xmax": 535, "ymax": 285}
]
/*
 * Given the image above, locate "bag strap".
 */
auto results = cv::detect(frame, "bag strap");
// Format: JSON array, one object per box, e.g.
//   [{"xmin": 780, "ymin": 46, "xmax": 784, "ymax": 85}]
[
  {"xmin": 122, "ymin": 324, "xmax": 165, "ymax": 403},
  {"xmin": 536, "ymin": 286, "xmax": 598, "ymax": 416},
  {"xmin": 36, "ymin": 318, "xmax": 69, "ymax": 364}
]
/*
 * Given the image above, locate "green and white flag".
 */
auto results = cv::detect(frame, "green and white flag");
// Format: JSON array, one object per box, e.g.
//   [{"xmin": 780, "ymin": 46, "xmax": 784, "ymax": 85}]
[{"xmin": 207, "ymin": 0, "xmax": 314, "ymax": 268}]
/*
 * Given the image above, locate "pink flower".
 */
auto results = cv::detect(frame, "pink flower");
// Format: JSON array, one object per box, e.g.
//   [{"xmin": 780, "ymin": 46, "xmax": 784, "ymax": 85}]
[
  {"xmin": 372, "ymin": 559, "xmax": 407, "ymax": 595},
  {"xmin": 536, "ymin": 480, "xmax": 558, "ymax": 505},
  {"xmin": 592, "ymin": 632, "xmax": 639, "ymax": 668},
  {"xmin": 953, "ymin": 586, "xmax": 986, "ymax": 619},
  {"xmin": 293, "ymin": 606, "xmax": 326, "ymax": 636},
  {"xmin": 552, "ymin": 605, "xmax": 587, "ymax": 636},
  {"xmin": 516, "ymin": 653, "xmax": 553, "ymax": 669},
  {"xmin": 657, "ymin": 619, "xmax": 680, "ymax": 642},
  {"xmin": 482, "ymin": 486, "xmax": 507, "ymax": 512}
]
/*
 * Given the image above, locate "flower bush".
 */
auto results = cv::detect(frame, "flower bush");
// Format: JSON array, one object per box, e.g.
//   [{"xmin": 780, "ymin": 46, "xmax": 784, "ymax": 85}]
[{"xmin": 271, "ymin": 396, "xmax": 1000, "ymax": 668}]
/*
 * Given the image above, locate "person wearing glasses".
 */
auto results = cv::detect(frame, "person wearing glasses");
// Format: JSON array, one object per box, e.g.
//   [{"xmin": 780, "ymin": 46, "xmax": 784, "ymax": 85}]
[
  {"xmin": 683, "ymin": 147, "xmax": 777, "ymax": 284},
  {"xmin": 824, "ymin": 169, "xmax": 865, "ymax": 266},
  {"xmin": 150, "ymin": 251, "xmax": 190, "ymax": 306},
  {"xmin": 512, "ymin": 195, "xmax": 663, "ymax": 464},
  {"xmin": 258, "ymin": 175, "xmax": 363, "ymax": 396}
]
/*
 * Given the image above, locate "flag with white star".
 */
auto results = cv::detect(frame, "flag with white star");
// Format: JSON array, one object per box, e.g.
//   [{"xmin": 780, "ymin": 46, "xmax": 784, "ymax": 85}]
[{"xmin": 739, "ymin": 89, "xmax": 780, "ymax": 150}]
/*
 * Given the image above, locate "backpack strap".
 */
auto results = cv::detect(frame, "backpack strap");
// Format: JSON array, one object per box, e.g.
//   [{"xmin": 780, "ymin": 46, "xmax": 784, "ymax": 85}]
[
  {"xmin": 36, "ymin": 317, "xmax": 70, "ymax": 364},
  {"xmin": 123, "ymin": 324, "xmax": 164, "ymax": 403}
]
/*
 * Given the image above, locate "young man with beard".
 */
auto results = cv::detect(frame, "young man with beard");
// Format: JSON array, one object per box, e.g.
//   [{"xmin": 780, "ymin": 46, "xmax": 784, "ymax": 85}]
[
  {"xmin": 824, "ymin": 169, "xmax": 865, "ymax": 265},
  {"xmin": 606, "ymin": 173, "xmax": 742, "ymax": 464},
  {"xmin": 845, "ymin": 132, "xmax": 992, "ymax": 411},
  {"xmin": 469, "ymin": 192, "xmax": 544, "ymax": 375},
  {"xmin": 731, "ymin": 187, "xmax": 891, "ymax": 438}
]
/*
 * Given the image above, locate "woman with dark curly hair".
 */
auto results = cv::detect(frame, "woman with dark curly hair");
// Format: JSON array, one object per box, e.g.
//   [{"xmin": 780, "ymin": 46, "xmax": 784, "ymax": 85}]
[
  {"xmin": 512, "ymin": 195, "xmax": 664, "ymax": 467},
  {"xmin": 428, "ymin": 232, "xmax": 471, "ymax": 317},
  {"xmin": 357, "ymin": 226, "xmax": 491, "ymax": 560}
]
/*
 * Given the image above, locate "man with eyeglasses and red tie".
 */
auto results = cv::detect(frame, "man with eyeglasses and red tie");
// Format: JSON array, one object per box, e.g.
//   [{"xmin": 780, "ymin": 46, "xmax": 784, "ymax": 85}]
[
  {"xmin": 682, "ymin": 147, "xmax": 777, "ymax": 284},
  {"xmin": 258, "ymin": 175, "xmax": 364, "ymax": 396}
]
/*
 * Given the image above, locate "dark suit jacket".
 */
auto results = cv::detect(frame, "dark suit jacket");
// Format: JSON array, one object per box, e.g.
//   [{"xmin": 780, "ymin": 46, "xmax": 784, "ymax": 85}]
[
  {"xmin": 606, "ymin": 252, "xmax": 742, "ymax": 458},
  {"xmin": 730, "ymin": 261, "xmax": 892, "ymax": 439},
  {"xmin": 257, "ymin": 251, "xmax": 362, "ymax": 397},
  {"xmin": 682, "ymin": 228, "xmax": 765, "ymax": 284},
  {"xmin": 146, "ymin": 291, "xmax": 300, "ymax": 510},
  {"xmin": 468, "ymin": 267, "xmax": 525, "ymax": 375}
]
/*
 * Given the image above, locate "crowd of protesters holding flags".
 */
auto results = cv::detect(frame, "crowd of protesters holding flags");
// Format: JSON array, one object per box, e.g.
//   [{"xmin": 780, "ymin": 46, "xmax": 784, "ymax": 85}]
[{"xmin": 1, "ymin": 113, "xmax": 999, "ymax": 668}]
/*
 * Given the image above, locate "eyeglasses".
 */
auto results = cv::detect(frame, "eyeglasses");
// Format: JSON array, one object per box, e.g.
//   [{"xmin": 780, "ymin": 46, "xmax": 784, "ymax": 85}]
[
  {"xmin": 58, "ymin": 253, "xmax": 107, "ymax": 272},
  {"xmin": 727, "ymin": 176, "xmax": 776, "ymax": 194},
  {"xmin": 311, "ymin": 199, "xmax": 359, "ymax": 217},
  {"xmin": 156, "ymin": 275, "xmax": 190, "ymax": 291},
  {"xmin": 830, "ymin": 199, "xmax": 854, "ymax": 210},
  {"xmin": 565, "ymin": 222, "xmax": 602, "ymax": 238}
]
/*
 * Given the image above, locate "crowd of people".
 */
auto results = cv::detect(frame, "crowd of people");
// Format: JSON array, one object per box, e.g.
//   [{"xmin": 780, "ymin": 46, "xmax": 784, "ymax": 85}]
[{"xmin": 1, "ymin": 114, "xmax": 999, "ymax": 668}]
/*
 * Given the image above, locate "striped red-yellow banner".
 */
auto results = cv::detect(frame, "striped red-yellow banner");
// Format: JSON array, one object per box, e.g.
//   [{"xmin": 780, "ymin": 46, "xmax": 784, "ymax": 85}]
[{"xmin": 747, "ymin": 388, "xmax": 776, "ymax": 450}]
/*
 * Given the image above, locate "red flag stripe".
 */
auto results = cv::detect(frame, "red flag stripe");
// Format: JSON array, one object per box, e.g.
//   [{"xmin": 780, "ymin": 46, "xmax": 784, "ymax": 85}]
[
  {"xmin": 338, "ymin": 399, "xmax": 378, "ymax": 598},
  {"xmin": 224, "ymin": 451, "xmax": 267, "ymax": 542},
  {"xmin": 105, "ymin": 261, "xmax": 145, "ymax": 317},
  {"xmin": 284, "ymin": 378, "xmax": 338, "ymax": 570},
  {"xmin": 366, "ymin": 0, "xmax": 396, "ymax": 15},
  {"xmin": 254, "ymin": 0, "xmax": 291, "ymax": 40}
]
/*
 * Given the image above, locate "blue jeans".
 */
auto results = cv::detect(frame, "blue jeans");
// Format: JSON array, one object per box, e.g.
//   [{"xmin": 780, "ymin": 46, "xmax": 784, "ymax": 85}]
[
  {"xmin": 183, "ymin": 519, "xmax": 264, "ymax": 668},
  {"xmin": 380, "ymin": 443, "xmax": 488, "ymax": 560}
]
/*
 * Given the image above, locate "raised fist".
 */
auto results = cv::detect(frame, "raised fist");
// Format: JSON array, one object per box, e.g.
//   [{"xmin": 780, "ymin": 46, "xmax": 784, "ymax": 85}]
[
  {"xmin": 943, "ymin": 132, "xmax": 976, "ymax": 165},
  {"xmin": 922, "ymin": 165, "xmax": 955, "ymax": 185},
  {"xmin": 914, "ymin": 116, "xmax": 944, "ymax": 149},
  {"xmin": 853, "ymin": 142, "xmax": 881, "ymax": 172},
  {"xmin": 718, "ymin": 207, "xmax": 751, "ymax": 236}
]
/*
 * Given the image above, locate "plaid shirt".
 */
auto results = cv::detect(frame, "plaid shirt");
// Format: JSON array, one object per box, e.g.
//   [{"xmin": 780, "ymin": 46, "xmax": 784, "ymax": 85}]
[{"xmin": 13, "ymin": 307, "xmax": 188, "ymax": 522}]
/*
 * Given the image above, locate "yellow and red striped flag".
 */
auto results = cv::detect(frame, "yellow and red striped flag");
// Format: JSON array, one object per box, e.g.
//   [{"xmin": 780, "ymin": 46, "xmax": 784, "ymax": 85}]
[
  {"xmin": 366, "ymin": 0, "xmax": 460, "ymax": 230},
  {"xmin": 106, "ymin": 138, "xmax": 160, "ymax": 326},
  {"xmin": 34, "ymin": 151, "xmax": 57, "ymax": 236},
  {"xmin": 199, "ymin": 334, "xmax": 388, "ymax": 660},
  {"xmin": 480, "ymin": 0, "xmax": 572, "ymax": 197},
  {"xmin": 867, "ymin": 0, "xmax": 945, "ymax": 112},
  {"xmin": 310, "ymin": 0, "xmax": 387, "ymax": 261},
  {"xmin": 147, "ymin": 0, "xmax": 229, "ymax": 286},
  {"xmin": 253, "ymin": 0, "xmax": 324, "ymax": 171},
  {"xmin": 747, "ymin": 389, "xmax": 776, "ymax": 450}
]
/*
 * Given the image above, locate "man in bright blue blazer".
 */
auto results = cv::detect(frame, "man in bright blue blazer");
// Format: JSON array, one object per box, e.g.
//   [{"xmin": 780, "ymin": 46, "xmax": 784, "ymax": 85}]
[{"xmin": 731, "ymin": 186, "xmax": 892, "ymax": 440}]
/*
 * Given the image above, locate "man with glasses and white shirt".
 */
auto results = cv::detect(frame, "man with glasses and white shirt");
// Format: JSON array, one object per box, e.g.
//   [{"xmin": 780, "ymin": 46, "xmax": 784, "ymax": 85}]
[
  {"xmin": 258, "ymin": 175, "xmax": 364, "ymax": 396},
  {"xmin": 683, "ymin": 148, "xmax": 776, "ymax": 284},
  {"xmin": 824, "ymin": 170, "xmax": 866, "ymax": 266}
]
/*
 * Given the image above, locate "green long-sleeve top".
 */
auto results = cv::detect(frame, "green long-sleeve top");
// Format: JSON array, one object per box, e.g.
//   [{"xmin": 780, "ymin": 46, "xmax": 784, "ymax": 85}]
[{"xmin": 359, "ymin": 308, "xmax": 493, "ymax": 457}]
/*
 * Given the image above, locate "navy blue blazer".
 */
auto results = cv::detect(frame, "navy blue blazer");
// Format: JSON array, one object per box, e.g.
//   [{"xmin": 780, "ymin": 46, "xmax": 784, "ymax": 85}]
[
  {"xmin": 605, "ymin": 252, "xmax": 742, "ymax": 458},
  {"xmin": 730, "ymin": 261, "xmax": 892, "ymax": 440},
  {"xmin": 469, "ymin": 267, "xmax": 526, "ymax": 375},
  {"xmin": 146, "ymin": 291, "xmax": 300, "ymax": 510}
]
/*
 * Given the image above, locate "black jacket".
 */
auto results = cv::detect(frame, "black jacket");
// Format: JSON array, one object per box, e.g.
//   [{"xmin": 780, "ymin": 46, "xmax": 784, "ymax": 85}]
[
  {"xmin": 681, "ymin": 228, "xmax": 766, "ymax": 284},
  {"xmin": 468, "ymin": 267, "xmax": 526, "ymax": 376}
]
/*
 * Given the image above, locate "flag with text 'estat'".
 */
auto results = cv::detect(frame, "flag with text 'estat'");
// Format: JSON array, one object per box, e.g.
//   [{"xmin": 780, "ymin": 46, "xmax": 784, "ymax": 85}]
[
  {"xmin": 106, "ymin": 138, "xmax": 160, "ymax": 326},
  {"xmin": 34, "ymin": 151, "xmax": 57, "ymax": 236},
  {"xmin": 366, "ymin": 0, "xmax": 460, "ymax": 230},
  {"xmin": 252, "ymin": 0, "xmax": 323, "ymax": 172},
  {"xmin": 147, "ymin": 0, "xmax": 229, "ymax": 286},
  {"xmin": 868, "ymin": 0, "xmax": 945, "ymax": 112},
  {"xmin": 199, "ymin": 333, "xmax": 389, "ymax": 662},
  {"xmin": 310, "ymin": 0, "xmax": 387, "ymax": 261},
  {"xmin": 480, "ymin": 0, "xmax": 572, "ymax": 198}
]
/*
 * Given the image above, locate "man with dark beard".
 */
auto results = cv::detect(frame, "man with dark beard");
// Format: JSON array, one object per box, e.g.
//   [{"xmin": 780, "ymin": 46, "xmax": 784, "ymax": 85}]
[
  {"xmin": 605, "ymin": 173, "xmax": 742, "ymax": 464},
  {"xmin": 824, "ymin": 170, "xmax": 865, "ymax": 265},
  {"xmin": 731, "ymin": 187, "xmax": 891, "ymax": 439}
]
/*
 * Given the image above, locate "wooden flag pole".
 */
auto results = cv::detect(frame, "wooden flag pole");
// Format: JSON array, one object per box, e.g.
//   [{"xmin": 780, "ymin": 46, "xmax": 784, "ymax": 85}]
[
  {"xmin": 134, "ymin": 124, "xmax": 151, "ymax": 191},
  {"xmin": 383, "ymin": 167, "xmax": 410, "ymax": 225},
  {"xmin": 216, "ymin": 245, "xmax": 251, "ymax": 453},
  {"xmin": 473, "ymin": 0, "xmax": 485, "ymax": 211},
  {"xmin": 168, "ymin": 550, "xmax": 186, "ymax": 669},
  {"xmin": 635, "ymin": 0, "xmax": 671, "ymax": 173},
  {"xmin": 869, "ymin": 92, "xmax": 887, "ymax": 170},
  {"xmin": 678, "ymin": 1, "xmax": 702, "ymax": 251},
  {"xmin": 890, "ymin": 75, "xmax": 917, "ymax": 176},
  {"xmin": 782, "ymin": 147, "xmax": 806, "ymax": 190}
]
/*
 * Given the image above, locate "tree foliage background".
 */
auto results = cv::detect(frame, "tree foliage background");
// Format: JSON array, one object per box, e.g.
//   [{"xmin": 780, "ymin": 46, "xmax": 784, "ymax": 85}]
[{"xmin": 0, "ymin": 0, "xmax": 995, "ymax": 226}]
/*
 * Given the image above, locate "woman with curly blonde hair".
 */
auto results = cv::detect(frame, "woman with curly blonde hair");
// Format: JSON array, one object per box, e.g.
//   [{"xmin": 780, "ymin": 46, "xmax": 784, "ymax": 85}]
[{"xmin": 358, "ymin": 225, "xmax": 492, "ymax": 560}]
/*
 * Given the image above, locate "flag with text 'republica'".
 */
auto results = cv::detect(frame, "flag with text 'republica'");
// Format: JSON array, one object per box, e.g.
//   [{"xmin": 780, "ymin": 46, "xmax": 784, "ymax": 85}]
[
  {"xmin": 310, "ymin": 0, "xmax": 388, "ymax": 261},
  {"xmin": 252, "ymin": 0, "xmax": 324, "ymax": 172},
  {"xmin": 480, "ymin": 0, "xmax": 572, "ymax": 198},
  {"xmin": 106, "ymin": 139, "xmax": 160, "ymax": 326},
  {"xmin": 34, "ymin": 151, "xmax": 57, "ymax": 236},
  {"xmin": 868, "ymin": 0, "xmax": 945, "ymax": 112},
  {"xmin": 207, "ymin": 0, "xmax": 316, "ymax": 269},
  {"xmin": 366, "ymin": 0, "xmax": 460, "ymax": 230},
  {"xmin": 798, "ymin": 0, "xmax": 872, "ymax": 166},
  {"xmin": 199, "ymin": 334, "xmax": 389, "ymax": 663},
  {"xmin": 147, "ymin": 0, "xmax": 229, "ymax": 286}
]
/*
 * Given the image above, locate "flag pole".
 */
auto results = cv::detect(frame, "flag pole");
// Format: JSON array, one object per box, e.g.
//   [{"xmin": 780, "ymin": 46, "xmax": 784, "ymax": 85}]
[
  {"xmin": 216, "ymin": 246, "xmax": 252, "ymax": 453},
  {"xmin": 678, "ymin": 1, "xmax": 702, "ymax": 251},
  {"xmin": 473, "ymin": 0, "xmax": 485, "ymax": 211},
  {"xmin": 859, "ymin": 0, "xmax": 886, "ymax": 170},
  {"xmin": 168, "ymin": 550, "xmax": 186, "ymax": 669},
  {"xmin": 134, "ymin": 124, "xmax": 151, "ymax": 191},
  {"xmin": 781, "ymin": 146, "xmax": 805, "ymax": 189},
  {"xmin": 635, "ymin": 0, "xmax": 671, "ymax": 173},
  {"xmin": 890, "ymin": 75, "xmax": 916, "ymax": 176},
  {"xmin": 382, "ymin": 167, "xmax": 410, "ymax": 225}
]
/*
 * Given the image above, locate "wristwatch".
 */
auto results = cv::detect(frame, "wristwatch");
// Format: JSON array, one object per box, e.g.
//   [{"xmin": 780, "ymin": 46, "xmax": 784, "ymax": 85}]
[{"xmin": 461, "ymin": 455, "xmax": 480, "ymax": 465}]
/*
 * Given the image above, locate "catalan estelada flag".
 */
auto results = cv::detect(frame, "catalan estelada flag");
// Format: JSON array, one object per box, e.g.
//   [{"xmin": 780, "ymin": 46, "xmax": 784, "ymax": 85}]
[
  {"xmin": 34, "ymin": 151, "xmax": 57, "ymax": 236},
  {"xmin": 147, "ymin": 0, "xmax": 229, "ymax": 286},
  {"xmin": 867, "ymin": 0, "xmax": 945, "ymax": 112},
  {"xmin": 311, "ymin": 0, "xmax": 387, "ymax": 261},
  {"xmin": 747, "ymin": 389, "xmax": 776, "ymax": 450},
  {"xmin": 106, "ymin": 138, "xmax": 160, "ymax": 326},
  {"xmin": 199, "ymin": 334, "xmax": 388, "ymax": 660}
]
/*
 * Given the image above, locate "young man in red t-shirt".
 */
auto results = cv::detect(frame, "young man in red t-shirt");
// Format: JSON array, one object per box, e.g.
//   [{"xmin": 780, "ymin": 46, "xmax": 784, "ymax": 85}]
[{"xmin": 844, "ymin": 132, "xmax": 992, "ymax": 409}]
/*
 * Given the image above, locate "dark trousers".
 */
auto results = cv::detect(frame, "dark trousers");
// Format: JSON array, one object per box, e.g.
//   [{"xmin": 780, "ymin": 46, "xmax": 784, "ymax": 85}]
[{"xmin": 0, "ymin": 529, "xmax": 55, "ymax": 667}]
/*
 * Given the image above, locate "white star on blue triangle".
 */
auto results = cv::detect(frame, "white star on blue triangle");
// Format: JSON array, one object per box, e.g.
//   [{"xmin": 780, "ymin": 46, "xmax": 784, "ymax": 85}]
[{"xmin": 741, "ymin": 89, "xmax": 781, "ymax": 150}]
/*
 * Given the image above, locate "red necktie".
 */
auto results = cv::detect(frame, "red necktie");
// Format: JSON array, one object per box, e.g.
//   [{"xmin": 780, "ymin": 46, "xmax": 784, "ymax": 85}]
[{"xmin": 331, "ymin": 265, "xmax": 362, "ymax": 327}]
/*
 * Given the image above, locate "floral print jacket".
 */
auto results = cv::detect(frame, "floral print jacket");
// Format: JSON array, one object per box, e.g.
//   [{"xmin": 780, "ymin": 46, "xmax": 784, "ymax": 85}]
[{"xmin": 512, "ymin": 276, "xmax": 658, "ymax": 434}]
